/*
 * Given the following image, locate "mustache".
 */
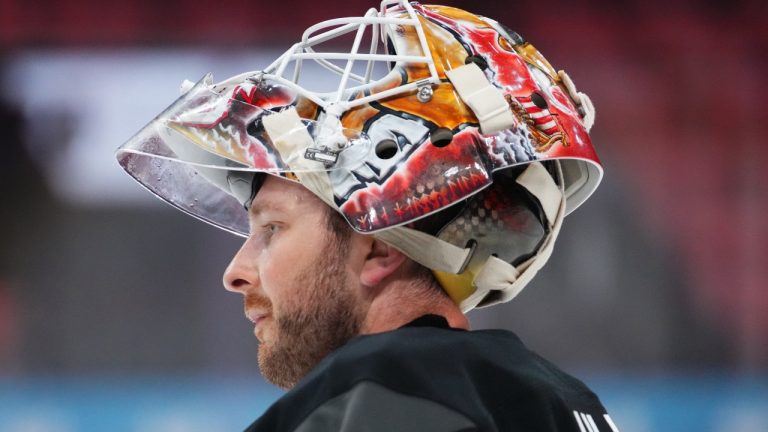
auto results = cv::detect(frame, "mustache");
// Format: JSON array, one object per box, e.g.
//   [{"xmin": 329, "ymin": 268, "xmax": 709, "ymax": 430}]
[{"xmin": 245, "ymin": 293, "xmax": 272, "ymax": 312}]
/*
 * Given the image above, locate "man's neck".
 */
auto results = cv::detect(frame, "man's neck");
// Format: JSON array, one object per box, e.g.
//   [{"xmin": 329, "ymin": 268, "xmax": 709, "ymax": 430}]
[{"xmin": 360, "ymin": 281, "xmax": 470, "ymax": 334}]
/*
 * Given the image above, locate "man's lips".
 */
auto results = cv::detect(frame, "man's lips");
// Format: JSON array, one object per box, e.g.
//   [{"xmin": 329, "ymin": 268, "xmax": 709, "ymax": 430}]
[
  {"xmin": 246, "ymin": 310, "xmax": 268, "ymax": 325},
  {"xmin": 246, "ymin": 311, "xmax": 270, "ymax": 342}
]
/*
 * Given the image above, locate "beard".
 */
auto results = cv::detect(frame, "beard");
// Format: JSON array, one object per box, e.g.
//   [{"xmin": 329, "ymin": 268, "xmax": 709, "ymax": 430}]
[{"xmin": 256, "ymin": 242, "xmax": 364, "ymax": 389}]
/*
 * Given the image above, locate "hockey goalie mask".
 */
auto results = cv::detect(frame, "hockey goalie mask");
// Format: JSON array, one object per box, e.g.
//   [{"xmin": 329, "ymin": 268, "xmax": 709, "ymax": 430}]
[{"xmin": 117, "ymin": 0, "xmax": 603, "ymax": 311}]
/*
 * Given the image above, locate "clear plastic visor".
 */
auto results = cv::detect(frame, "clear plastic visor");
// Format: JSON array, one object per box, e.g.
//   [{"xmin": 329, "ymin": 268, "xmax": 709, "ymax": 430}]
[{"xmin": 115, "ymin": 73, "xmax": 372, "ymax": 237}]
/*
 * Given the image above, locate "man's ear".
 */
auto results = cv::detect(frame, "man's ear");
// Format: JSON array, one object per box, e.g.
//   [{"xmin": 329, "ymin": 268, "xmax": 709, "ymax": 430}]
[{"xmin": 359, "ymin": 238, "xmax": 408, "ymax": 287}]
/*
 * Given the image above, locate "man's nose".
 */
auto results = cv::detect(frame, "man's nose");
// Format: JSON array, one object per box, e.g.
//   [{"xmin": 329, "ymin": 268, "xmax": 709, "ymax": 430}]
[{"xmin": 222, "ymin": 240, "xmax": 259, "ymax": 294}]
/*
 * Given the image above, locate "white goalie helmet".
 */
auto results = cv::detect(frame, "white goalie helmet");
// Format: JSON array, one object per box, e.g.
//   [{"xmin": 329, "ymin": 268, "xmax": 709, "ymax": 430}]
[{"xmin": 116, "ymin": 0, "xmax": 603, "ymax": 311}]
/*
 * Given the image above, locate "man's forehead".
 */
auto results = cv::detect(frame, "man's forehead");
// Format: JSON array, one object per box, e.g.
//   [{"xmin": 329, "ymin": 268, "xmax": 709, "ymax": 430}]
[{"xmin": 248, "ymin": 175, "xmax": 317, "ymax": 217}]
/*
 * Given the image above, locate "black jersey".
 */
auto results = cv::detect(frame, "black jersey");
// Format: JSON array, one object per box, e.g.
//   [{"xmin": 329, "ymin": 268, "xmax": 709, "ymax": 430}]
[{"xmin": 246, "ymin": 315, "xmax": 618, "ymax": 432}]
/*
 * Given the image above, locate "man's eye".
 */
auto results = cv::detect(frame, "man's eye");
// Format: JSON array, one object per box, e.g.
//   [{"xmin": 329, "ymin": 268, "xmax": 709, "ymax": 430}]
[
  {"xmin": 247, "ymin": 217, "xmax": 283, "ymax": 245},
  {"xmin": 261, "ymin": 223, "xmax": 280, "ymax": 237},
  {"xmin": 265, "ymin": 224, "xmax": 277, "ymax": 233}
]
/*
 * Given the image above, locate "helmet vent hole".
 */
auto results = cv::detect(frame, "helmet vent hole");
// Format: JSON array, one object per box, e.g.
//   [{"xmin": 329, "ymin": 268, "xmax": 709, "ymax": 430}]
[
  {"xmin": 531, "ymin": 92, "xmax": 548, "ymax": 109},
  {"xmin": 430, "ymin": 128, "xmax": 453, "ymax": 148},
  {"xmin": 464, "ymin": 55, "xmax": 488, "ymax": 71},
  {"xmin": 375, "ymin": 139, "xmax": 398, "ymax": 159}
]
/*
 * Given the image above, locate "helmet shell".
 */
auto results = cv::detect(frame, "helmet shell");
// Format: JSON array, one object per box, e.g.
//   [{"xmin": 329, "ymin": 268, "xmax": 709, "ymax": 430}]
[{"xmin": 326, "ymin": 3, "xmax": 601, "ymax": 232}]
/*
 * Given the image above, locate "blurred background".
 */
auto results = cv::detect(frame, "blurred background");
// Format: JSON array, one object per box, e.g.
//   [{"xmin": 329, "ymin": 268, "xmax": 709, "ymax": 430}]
[{"xmin": 0, "ymin": 0, "xmax": 766, "ymax": 430}]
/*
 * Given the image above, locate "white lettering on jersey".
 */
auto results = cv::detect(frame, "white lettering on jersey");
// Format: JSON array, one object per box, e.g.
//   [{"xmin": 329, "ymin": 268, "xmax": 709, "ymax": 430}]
[
  {"xmin": 573, "ymin": 411, "xmax": 587, "ymax": 432},
  {"xmin": 582, "ymin": 412, "xmax": 599, "ymax": 432},
  {"xmin": 574, "ymin": 411, "xmax": 619, "ymax": 432},
  {"xmin": 604, "ymin": 414, "xmax": 620, "ymax": 432}
]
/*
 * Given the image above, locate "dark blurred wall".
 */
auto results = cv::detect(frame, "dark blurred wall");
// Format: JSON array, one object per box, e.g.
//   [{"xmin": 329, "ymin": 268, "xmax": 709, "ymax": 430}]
[
  {"xmin": 0, "ymin": 74, "xmax": 54, "ymax": 373},
  {"xmin": 0, "ymin": 1, "xmax": 764, "ymax": 46}
]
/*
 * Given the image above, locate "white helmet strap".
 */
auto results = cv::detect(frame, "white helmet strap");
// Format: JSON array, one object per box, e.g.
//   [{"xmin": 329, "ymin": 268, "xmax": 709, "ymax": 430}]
[
  {"xmin": 445, "ymin": 62, "xmax": 517, "ymax": 134},
  {"xmin": 466, "ymin": 162, "xmax": 566, "ymax": 310},
  {"xmin": 374, "ymin": 227, "xmax": 473, "ymax": 274},
  {"xmin": 558, "ymin": 70, "xmax": 596, "ymax": 132},
  {"xmin": 262, "ymin": 107, "xmax": 336, "ymax": 206}
]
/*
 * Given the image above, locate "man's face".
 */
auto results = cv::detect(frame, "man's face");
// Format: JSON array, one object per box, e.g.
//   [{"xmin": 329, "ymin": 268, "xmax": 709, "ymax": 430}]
[{"xmin": 222, "ymin": 175, "xmax": 366, "ymax": 389}]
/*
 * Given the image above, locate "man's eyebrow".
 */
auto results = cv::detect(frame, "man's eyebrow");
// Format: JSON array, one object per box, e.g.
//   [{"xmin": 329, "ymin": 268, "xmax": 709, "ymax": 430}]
[{"xmin": 248, "ymin": 200, "xmax": 288, "ymax": 219}]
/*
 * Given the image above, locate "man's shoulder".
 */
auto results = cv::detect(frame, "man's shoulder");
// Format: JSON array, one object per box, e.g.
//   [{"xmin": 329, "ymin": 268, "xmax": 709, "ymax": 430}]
[
  {"xmin": 318, "ymin": 325, "xmax": 607, "ymax": 421},
  {"xmin": 326, "ymin": 324, "xmax": 523, "ymax": 372},
  {"xmin": 325, "ymin": 324, "xmax": 558, "ymax": 391},
  {"xmin": 247, "ymin": 323, "xmax": 612, "ymax": 432}
]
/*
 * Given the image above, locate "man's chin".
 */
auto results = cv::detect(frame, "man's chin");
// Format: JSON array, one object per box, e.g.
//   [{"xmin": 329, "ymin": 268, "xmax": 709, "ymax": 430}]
[
  {"xmin": 256, "ymin": 325, "xmax": 353, "ymax": 389},
  {"xmin": 257, "ymin": 343, "xmax": 306, "ymax": 389}
]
